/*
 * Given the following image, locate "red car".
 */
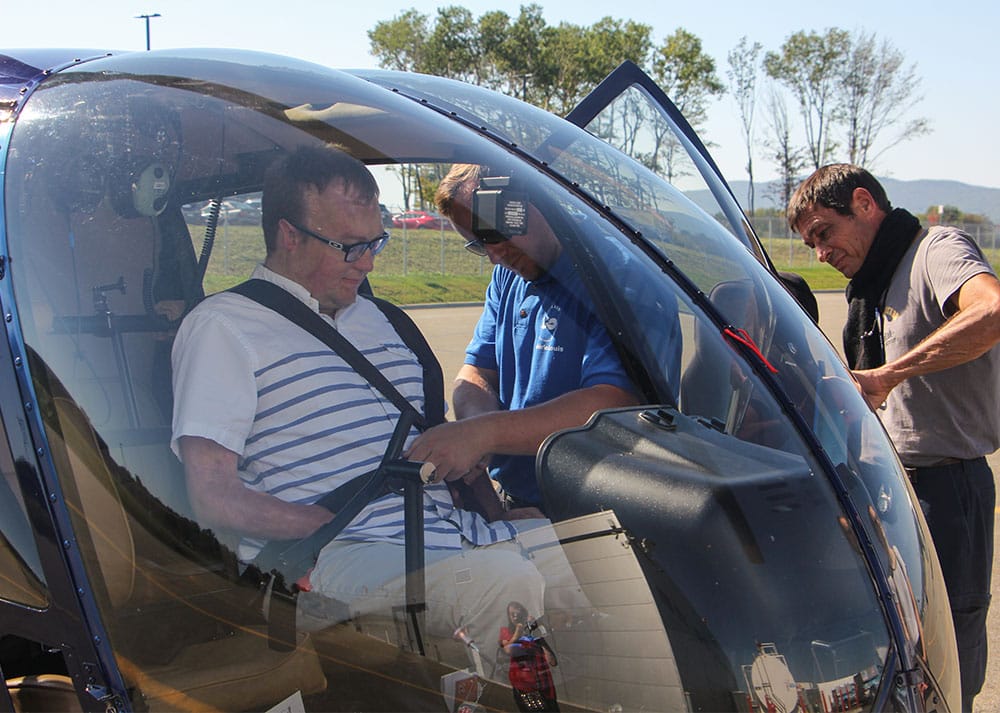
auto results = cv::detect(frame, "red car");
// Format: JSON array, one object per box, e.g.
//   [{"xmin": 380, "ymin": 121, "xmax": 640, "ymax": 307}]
[{"xmin": 391, "ymin": 210, "xmax": 452, "ymax": 230}]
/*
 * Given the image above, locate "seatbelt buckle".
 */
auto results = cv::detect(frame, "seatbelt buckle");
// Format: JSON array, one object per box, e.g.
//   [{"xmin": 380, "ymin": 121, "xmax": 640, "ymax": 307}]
[{"xmin": 295, "ymin": 568, "xmax": 314, "ymax": 592}]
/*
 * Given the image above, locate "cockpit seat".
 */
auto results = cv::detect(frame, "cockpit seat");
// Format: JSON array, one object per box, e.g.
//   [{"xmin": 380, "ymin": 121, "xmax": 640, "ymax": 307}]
[
  {"xmin": 6, "ymin": 674, "xmax": 81, "ymax": 713},
  {"xmin": 680, "ymin": 279, "xmax": 760, "ymax": 426}
]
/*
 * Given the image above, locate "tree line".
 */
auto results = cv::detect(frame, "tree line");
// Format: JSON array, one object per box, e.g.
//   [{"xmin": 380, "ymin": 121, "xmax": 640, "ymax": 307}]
[{"xmin": 369, "ymin": 6, "xmax": 929, "ymax": 215}]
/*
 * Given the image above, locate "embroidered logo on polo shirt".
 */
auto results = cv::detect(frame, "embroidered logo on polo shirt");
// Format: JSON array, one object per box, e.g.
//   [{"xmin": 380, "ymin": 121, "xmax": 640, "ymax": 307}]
[{"xmin": 536, "ymin": 306, "xmax": 564, "ymax": 351}]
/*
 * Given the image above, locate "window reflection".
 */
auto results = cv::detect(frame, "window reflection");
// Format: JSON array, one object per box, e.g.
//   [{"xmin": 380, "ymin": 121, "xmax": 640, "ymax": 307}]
[{"xmin": 0, "ymin": 418, "xmax": 48, "ymax": 608}]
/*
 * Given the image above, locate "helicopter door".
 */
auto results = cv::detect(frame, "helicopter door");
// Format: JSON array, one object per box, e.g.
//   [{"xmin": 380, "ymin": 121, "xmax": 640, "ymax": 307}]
[
  {"xmin": 565, "ymin": 61, "xmax": 766, "ymax": 263},
  {"xmin": 565, "ymin": 61, "xmax": 821, "ymax": 322}
]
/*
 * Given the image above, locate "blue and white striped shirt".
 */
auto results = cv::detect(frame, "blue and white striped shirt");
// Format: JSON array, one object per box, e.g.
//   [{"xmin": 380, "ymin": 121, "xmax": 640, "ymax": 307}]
[{"xmin": 172, "ymin": 264, "xmax": 516, "ymax": 562}]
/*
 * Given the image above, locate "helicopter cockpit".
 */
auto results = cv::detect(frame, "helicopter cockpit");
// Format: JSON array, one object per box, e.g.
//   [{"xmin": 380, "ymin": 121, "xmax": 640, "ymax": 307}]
[{"xmin": 0, "ymin": 49, "xmax": 957, "ymax": 712}]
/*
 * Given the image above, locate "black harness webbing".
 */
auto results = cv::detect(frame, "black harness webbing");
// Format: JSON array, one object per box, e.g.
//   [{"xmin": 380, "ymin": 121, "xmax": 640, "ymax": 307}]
[
  {"xmin": 227, "ymin": 279, "xmax": 444, "ymax": 651},
  {"xmin": 228, "ymin": 279, "xmax": 444, "ymax": 428}
]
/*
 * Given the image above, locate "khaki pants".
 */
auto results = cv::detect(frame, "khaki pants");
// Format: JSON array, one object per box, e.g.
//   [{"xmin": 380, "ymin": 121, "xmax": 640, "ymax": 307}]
[{"xmin": 308, "ymin": 519, "xmax": 586, "ymax": 674}]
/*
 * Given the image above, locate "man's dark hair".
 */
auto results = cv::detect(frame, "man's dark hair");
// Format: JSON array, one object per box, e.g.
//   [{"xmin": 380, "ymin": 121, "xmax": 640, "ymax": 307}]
[
  {"xmin": 787, "ymin": 164, "xmax": 892, "ymax": 233},
  {"xmin": 261, "ymin": 143, "xmax": 378, "ymax": 252}
]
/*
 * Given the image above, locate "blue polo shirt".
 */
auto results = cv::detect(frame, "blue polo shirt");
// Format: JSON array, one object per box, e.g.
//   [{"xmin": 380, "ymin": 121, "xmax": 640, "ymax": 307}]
[{"xmin": 465, "ymin": 255, "xmax": 635, "ymax": 505}]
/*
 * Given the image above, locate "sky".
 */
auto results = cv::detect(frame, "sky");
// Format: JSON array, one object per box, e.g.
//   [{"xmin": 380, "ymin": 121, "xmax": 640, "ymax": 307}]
[{"xmin": 4, "ymin": 0, "xmax": 999, "ymax": 190}]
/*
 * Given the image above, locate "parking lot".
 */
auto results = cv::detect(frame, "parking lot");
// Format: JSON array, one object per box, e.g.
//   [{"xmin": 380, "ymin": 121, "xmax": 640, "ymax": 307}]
[{"xmin": 407, "ymin": 290, "xmax": 1000, "ymax": 713}]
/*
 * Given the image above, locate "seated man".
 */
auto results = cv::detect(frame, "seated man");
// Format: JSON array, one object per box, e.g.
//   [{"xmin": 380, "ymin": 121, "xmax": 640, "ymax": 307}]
[
  {"xmin": 408, "ymin": 165, "xmax": 638, "ymax": 511},
  {"xmin": 171, "ymin": 144, "xmax": 576, "ymax": 663}
]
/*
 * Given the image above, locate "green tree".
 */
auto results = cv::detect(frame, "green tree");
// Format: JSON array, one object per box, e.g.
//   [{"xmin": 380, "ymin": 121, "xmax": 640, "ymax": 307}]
[
  {"xmin": 726, "ymin": 36, "xmax": 762, "ymax": 213},
  {"xmin": 960, "ymin": 213, "xmax": 991, "ymax": 226},
  {"xmin": 762, "ymin": 82, "xmax": 809, "ymax": 235},
  {"xmin": 652, "ymin": 28, "xmax": 723, "ymax": 128},
  {"xmin": 534, "ymin": 22, "xmax": 588, "ymax": 114},
  {"xmin": 585, "ymin": 17, "xmax": 652, "ymax": 84},
  {"xmin": 840, "ymin": 31, "xmax": 930, "ymax": 168},
  {"xmin": 940, "ymin": 205, "xmax": 963, "ymax": 223},
  {"xmin": 764, "ymin": 28, "xmax": 850, "ymax": 170},
  {"xmin": 367, "ymin": 9, "xmax": 430, "ymax": 72},
  {"xmin": 533, "ymin": 17, "xmax": 652, "ymax": 114},
  {"xmin": 475, "ymin": 10, "xmax": 513, "ymax": 91},
  {"xmin": 490, "ymin": 5, "xmax": 548, "ymax": 101},
  {"xmin": 650, "ymin": 28, "xmax": 724, "ymax": 181},
  {"xmin": 368, "ymin": 8, "xmax": 653, "ymax": 115},
  {"xmin": 370, "ymin": 9, "xmax": 725, "ymax": 198},
  {"xmin": 424, "ymin": 6, "xmax": 480, "ymax": 82},
  {"xmin": 925, "ymin": 206, "xmax": 992, "ymax": 226}
]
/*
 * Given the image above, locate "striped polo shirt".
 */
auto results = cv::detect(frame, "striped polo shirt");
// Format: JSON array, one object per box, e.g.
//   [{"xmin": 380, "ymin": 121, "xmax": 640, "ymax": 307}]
[{"xmin": 172, "ymin": 264, "xmax": 516, "ymax": 562}]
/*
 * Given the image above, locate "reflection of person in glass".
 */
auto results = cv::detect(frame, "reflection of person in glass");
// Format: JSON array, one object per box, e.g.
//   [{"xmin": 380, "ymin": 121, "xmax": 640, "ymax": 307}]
[
  {"xmin": 499, "ymin": 601, "xmax": 559, "ymax": 712},
  {"xmin": 867, "ymin": 505, "xmax": 923, "ymax": 658}
]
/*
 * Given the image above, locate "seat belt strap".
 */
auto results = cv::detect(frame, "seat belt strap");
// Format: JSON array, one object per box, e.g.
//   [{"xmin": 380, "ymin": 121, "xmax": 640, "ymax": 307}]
[
  {"xmin": 366, "ymin": 295, "xmax": 445, "ymax": 427},
  {"xmin": 228, "ymin": 279, "xmax": 444, "ymax": 427},
  {"xmin": 226, "ymin": 280, "xmax": 443, "ymax": 650}
]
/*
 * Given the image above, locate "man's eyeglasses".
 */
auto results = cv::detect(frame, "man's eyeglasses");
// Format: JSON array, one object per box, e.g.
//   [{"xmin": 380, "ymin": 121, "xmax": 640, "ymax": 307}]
[
  {"xmin": 289, "ymin": 221, "xmax": 390, "ymax": 263},
  {"xmin": 463, "ymin": 235, "xmax": 507, "ymax": 257}
]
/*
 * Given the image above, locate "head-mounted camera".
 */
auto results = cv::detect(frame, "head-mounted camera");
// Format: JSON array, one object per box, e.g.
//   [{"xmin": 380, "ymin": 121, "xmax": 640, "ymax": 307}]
[{"xmin": 471, "ymin": 176, "xmax": 528, "ymax": 243}]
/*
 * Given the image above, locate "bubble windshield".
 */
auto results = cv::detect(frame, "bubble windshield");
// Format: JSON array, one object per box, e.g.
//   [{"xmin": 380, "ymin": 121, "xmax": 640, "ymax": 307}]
[{"xmin": 0, "ymin": 50, "xmax": 954, "ymax": 712}]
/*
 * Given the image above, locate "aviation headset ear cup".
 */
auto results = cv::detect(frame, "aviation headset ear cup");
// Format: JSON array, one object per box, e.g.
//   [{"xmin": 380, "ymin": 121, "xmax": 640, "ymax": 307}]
[
  {"xmin": 131, "ymin": 161, "xmax": 172, "ymax": 217},
  {"xmin": 112, "ymin": 159, "xmax": 172, "ymax": 218}
]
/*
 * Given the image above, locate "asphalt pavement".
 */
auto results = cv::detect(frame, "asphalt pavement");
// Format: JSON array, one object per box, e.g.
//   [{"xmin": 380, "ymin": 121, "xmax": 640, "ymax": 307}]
[{"xmin": 406, "ymin": 292, "xmax": 1000, "ymax": 712}]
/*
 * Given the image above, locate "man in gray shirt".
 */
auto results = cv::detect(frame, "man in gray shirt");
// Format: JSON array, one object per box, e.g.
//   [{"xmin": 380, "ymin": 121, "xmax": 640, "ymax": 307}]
[{"xmin": 788, "ymin": 164, "xmax": 1000, "ymax": 712}]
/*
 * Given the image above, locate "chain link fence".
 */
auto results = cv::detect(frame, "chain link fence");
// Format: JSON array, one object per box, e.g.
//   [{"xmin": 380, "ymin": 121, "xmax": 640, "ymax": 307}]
[
  {"xmin": 192, "ymin": 215, "xmax": 999, "ymax": 288},
  {"xmin": 376, "ymin": 227, "xmax": 490, "ymax": 276}
]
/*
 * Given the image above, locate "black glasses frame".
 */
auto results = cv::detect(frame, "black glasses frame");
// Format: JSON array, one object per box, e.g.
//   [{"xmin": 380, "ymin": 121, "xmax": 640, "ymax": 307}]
[
  {"xmin": 463, "ymin": 234, "xmax": 508, "ymax": 257},
  {"xmin": 289, "ymin": 221, "xmax": 390, "ymax": 262}
]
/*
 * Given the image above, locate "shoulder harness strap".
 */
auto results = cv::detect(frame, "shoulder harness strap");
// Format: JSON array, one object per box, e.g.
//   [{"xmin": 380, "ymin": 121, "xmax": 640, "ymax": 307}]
[{"xmin": 228, "ymin": 279, "xmax": 444, "ymax": 428}]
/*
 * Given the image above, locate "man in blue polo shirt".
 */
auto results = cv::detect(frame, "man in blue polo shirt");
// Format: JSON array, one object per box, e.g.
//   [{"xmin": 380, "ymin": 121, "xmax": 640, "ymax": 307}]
[{"xmin": 407, "ymin": 164, "xmax": 638, "ymax": 512}]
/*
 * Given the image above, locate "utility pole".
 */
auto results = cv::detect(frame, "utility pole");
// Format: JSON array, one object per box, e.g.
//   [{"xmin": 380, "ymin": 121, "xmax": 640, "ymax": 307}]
[{"xmin": 135, "ymin": 13, "xmax": 161, "ymax": 51}]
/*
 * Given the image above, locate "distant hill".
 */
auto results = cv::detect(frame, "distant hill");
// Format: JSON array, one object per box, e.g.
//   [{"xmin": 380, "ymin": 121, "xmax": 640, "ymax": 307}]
[{"xmin": 703, "ymin": 177, "xmax": 1000, "ymax": 223}]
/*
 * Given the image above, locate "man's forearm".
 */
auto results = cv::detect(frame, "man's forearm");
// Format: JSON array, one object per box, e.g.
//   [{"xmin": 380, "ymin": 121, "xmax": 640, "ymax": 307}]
[
  {"xmin": 853, "ymin": 274, "xmax": 1000, "ymax": 407},
  {"xmin": 407, "ymin": 383, "xmax": 637, "ymax": 481},
  {"xmin": 181, "ymin": 435, "xmax": 332, "ymax": 540},
  {"xmin": 453, "ymin": 371, "xmax": 501, "ymax": 419},
  {"xmin": 192, "ymin": 482, "xmax": 332, "ymax": 540},
  {"xmin": 872, "ymin": 298, "xmax": 1000, "ymax": 389},
  {"xmin": 466, "ymin": 383, "xmax": 637, "ymax": 456}
]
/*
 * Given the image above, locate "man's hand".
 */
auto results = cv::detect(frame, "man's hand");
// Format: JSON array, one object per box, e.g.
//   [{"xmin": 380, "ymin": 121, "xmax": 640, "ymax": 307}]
[
  {"xmin": 411, "ymin": 382, "xmax": 637, "ymax": 481},
  {"xmin": 407, "ymin": 419, "xmax": 494, "ymax": 482},
  {"xmin": 851, "ymin": 368, "xmax": 896, "ymax": 410}
]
